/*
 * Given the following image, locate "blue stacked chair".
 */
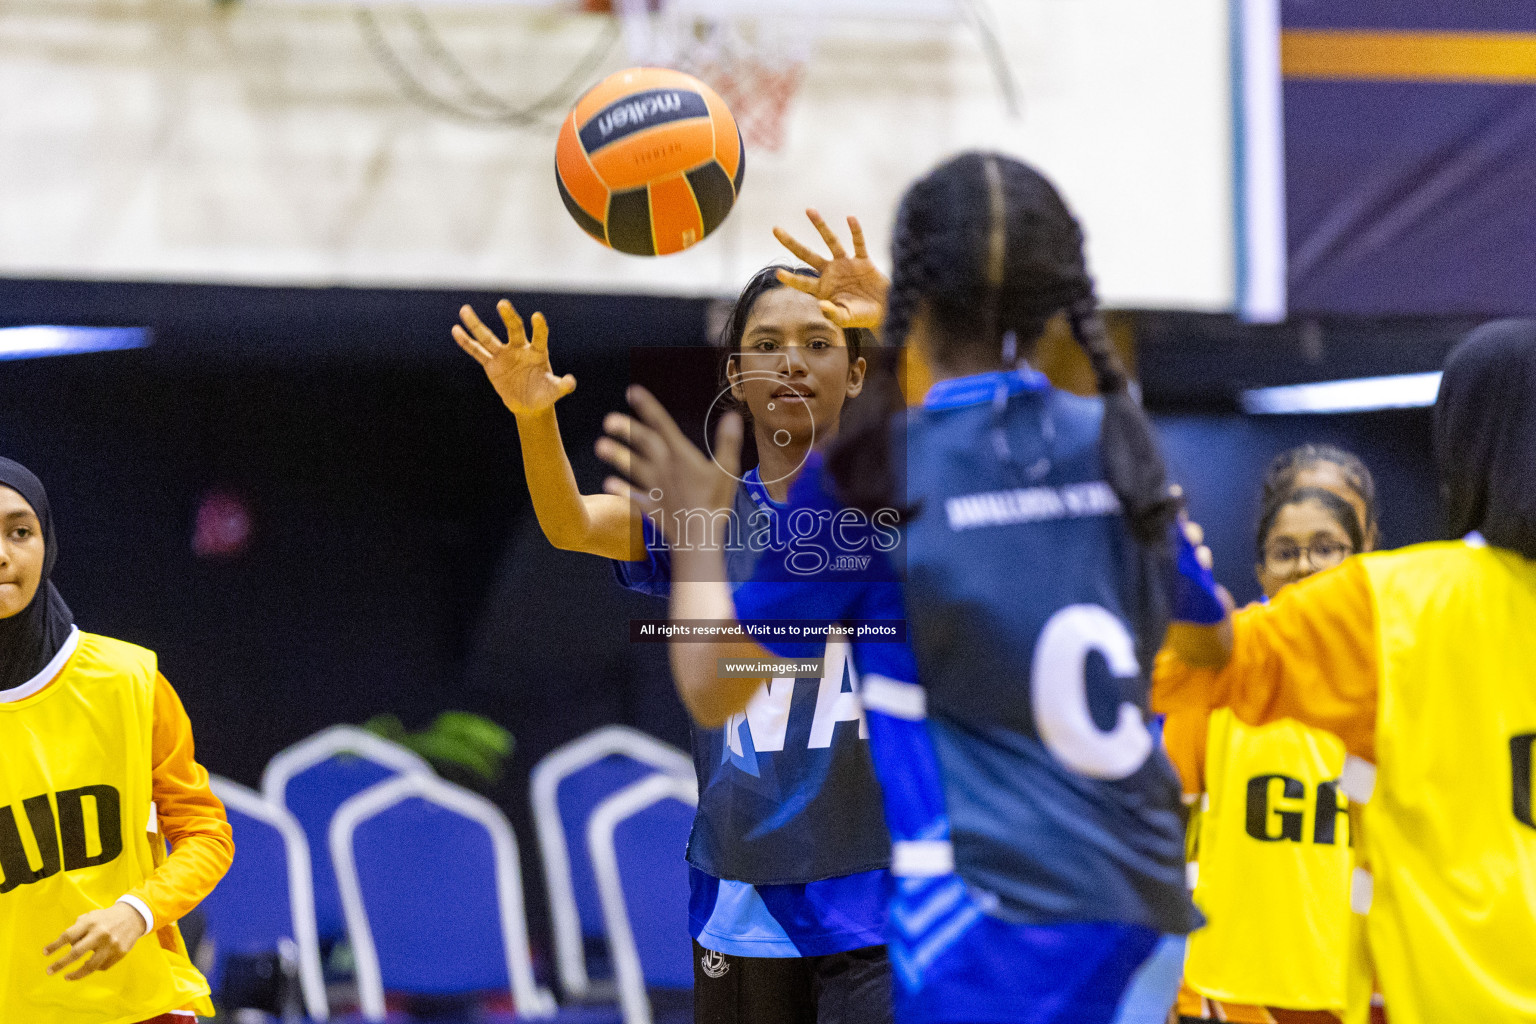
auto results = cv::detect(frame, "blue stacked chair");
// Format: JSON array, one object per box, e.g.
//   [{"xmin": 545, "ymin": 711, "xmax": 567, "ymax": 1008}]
[
  {"xmin": 261, "ymin": 725, "xmax": 435, "ymax": 948},
  {"xmin": 587, "ymin": 774, "xmax": 698, "ymax": 1024},
  {"xmin": 530, "ymin": 726, "xmax": 693, "ymax": 1001},
  {"xmin": 202, "ymin": 777, "xmax": 329, "ymax": 1020},
  {"xmin": 332, "ymin": 772, "xmax": 619, "ymax": 1023}
]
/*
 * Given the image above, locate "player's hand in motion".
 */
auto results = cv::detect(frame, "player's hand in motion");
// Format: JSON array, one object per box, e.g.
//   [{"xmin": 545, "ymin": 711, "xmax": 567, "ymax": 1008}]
[
  {"xmin": 454, "ymin": 300, "xmax": 577, "ymax": 417},
  {"xmin": 44, "ymin": 903, "xmax": 148, "ymax": 981},
  {"xmin": 773, "ymin": 209, "xmax": 890, "ymax": 330},
  {"xmin": 1177, "ymin": 513, "xmax": 1235, "ymax": 617},
  {"xmin": 596, "ymin": 386, "xmax": 742, "ymax": 548},
  {"xmin": 1165, "ymin": 507, "xmax": 1236, "ymax": 668}
]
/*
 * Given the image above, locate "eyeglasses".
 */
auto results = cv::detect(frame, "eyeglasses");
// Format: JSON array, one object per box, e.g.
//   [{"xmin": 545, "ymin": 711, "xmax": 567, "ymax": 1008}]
[{"xmin": 1263, "ymin": 538, "xmax": 1354, "ymax": 575}]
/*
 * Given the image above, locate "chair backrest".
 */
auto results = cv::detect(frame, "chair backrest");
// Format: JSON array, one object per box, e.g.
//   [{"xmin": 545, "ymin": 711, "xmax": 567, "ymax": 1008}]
[
  {"xmin": 329, "ymin": 773, "xmax": 557, "ymax": 1023},
  {"xmin": 261, "ymin": 725, "xmax": 435, "ymax": 941},
  {"xmin": 204, "ymin": 777, "xmax": 329, "ymax": 1021},
  {"xmin": 530, "ymin": 726, "xmax": 693, "ymax": 999},
  {"xmin": 588, "ymin": 774, "xmax": 698, "ymax": 1024}
]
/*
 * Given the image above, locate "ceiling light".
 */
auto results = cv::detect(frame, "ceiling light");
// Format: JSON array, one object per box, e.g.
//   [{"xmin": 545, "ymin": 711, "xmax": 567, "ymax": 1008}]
[
  {"xmin": 1240, "ymin": 371, "xmax": 1441, "ymax": 414},
  {"xmin": 0, "ymin": 326, "xmax": 151, "ymax": 362}
]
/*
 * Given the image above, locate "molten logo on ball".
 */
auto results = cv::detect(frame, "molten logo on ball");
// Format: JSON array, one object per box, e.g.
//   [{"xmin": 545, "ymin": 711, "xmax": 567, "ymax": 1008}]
[
  {"xmin": 585, "ymin": 90, "xmax": 698, "ymax": 146},
  {"xmin": 557, "ymin": 68, "xmax": 745, "ymax": 256}
]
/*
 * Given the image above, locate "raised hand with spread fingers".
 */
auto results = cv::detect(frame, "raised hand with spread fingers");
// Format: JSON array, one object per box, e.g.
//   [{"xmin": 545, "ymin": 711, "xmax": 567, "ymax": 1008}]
[
  {"xmin": 453, "ymin": 299, "xmax": 577, "ymax": 418},
  {"xmin": 595, "ymin": 385, "xmax": 773, "ymax": 726},
  {"xmin": 772, "ymin": 209, "xmax": 890, "ymax": 331},
  {"xmin": 452, "ymin": 299, "xmax": 642, "ymax": 560}
]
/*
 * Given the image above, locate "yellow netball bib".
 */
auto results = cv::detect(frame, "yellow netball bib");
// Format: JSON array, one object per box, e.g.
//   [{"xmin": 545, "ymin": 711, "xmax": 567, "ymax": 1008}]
[
  {"xmin": 1360, "ymin": 542, "xmax": 1536, "ymax": 1023},
  {"xmin": 1185, "ymin": 707, "xmax": 1352, "ymax": 1011},
  {"xmin": 0, "ymin": 633, "xmax": 212, "ymax": 1024}
]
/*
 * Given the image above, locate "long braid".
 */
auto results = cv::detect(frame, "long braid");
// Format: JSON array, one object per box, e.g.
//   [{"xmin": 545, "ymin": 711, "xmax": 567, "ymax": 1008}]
[
  {"xmin": 1067, "ymin": 297, "xmax": 1128, "ymax": 395},
  {"xmin": 1066, "ymin": 294, "xmax": 1181, "ymax": 545},
  {"xmin": 1065, "ymin": 287, "xmax": 1180, "ymax": 667},
  {"xmin": 881, "ymin": 179, "xmax": 939, "ymax": 370}
]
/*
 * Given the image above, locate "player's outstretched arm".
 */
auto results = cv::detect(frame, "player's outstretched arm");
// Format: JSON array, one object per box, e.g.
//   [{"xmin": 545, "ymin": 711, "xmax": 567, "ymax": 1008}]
[
  {"xmin": 1157, "ymin": 561, "xmax": 1380, "ymax": 762},
  {"xmin": 597, "ymin": 386, "xmax": 773, "ymax": 727},
  {"xmin": 455, "ymin": 300, "xmax": 643, "ymax": 561},
  {"xmin": 1153, "ymin": 519, "xmax": 1379, "ymax": 760},
  {"xmin": 773, "ymin": 209, "xmax": 890, "ymax": 330}
]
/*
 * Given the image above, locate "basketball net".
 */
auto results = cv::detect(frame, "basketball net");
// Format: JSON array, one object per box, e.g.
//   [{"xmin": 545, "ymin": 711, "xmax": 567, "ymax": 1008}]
[{"xmin": 617, "ymin": 1, "xmax": 811, "ymax": 153}]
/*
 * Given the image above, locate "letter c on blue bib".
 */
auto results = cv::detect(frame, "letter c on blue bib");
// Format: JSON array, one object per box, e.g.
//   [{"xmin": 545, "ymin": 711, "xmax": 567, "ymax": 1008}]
[{"xmin": 1030, "ymin": 604, "xmax": 1152, "ymax": 780}]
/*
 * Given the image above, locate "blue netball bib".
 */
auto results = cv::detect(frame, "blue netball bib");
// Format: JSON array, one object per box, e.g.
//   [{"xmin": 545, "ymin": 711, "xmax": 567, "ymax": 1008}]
[
  {"xmin": 739, "ymin": 449, "xmax": 1178, "ymax": 1016},
  {"xmin": 898, "ymin": 373, "xmax": 1197, "ymax": 934}
]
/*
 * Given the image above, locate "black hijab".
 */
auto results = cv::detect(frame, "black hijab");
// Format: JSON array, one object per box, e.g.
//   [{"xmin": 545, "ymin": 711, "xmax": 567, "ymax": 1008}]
[
  {"xmin": 0, "ymin": 458, "xmax": 75, "ymax": 691},
  {"xmin": 1435, "ymin": 319, "xmax": 1536, "ymax": 559}
]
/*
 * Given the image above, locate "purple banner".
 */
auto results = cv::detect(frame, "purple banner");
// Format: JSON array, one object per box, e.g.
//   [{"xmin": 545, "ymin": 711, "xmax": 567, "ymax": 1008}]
[{"xmin": 1281, "ymin": 1, "xmax": 1536, "ymax": 316}]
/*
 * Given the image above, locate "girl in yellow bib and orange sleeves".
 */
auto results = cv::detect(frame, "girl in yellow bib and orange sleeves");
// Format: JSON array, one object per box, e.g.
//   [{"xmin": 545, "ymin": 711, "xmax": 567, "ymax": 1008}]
[
  {"xmin": 1159, "ymin": 448, "xmax": 1380, "ymax": 1024},
  {"xmin": 0, "ymin": 457, "xmax": 234, "ymax": 1024},
  {"xmin": 1156, "ymin": 320, "xmax": 1536, "ymax": 1024}
]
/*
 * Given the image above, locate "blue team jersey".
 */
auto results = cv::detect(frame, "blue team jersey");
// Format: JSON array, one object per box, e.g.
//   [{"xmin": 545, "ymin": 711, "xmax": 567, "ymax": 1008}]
[
  {"xmin": 613, "ymin": 468, "xmax": 890, "ymax": 957},
  {"xmin": 739, "ymin": 371, "xmax": 1199, "ymax": 1018},
  {"xmin": 898, "ymin": 369, "xmax": 1197, "ymax": 935},
  {"xmin": 735, "ymin": 448, "xmax": 1166, "ymax": 1022}
]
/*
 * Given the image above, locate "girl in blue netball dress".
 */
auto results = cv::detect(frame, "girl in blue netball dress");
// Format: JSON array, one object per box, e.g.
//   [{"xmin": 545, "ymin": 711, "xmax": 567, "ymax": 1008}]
[
  {"xmin": 598, "ymin": 153, "xmax": 1201, "ymax": 1024},
  {"xmin": 454, "ymin": 249, "xmax": 895, "ymax": 1024}
]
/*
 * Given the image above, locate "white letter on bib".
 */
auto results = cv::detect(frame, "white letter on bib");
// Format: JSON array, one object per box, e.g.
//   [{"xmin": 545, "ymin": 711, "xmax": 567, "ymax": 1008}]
[
  {"xmin": 809, "ymin": 638, "xmax": 867, "ymax": 748},
  {"xmin": 725, "ymin": 677, "xmax": 795, "ymax": 756},
  {"xmin": 1030, "ymin": 604, "xmax": 1151, "ymax": 779}
]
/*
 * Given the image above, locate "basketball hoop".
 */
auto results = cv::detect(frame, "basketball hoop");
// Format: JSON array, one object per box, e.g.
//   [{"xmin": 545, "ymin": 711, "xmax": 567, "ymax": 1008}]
[{"xmin": 617, "ymin": 0, "xmax": 812, "ymax": 153}]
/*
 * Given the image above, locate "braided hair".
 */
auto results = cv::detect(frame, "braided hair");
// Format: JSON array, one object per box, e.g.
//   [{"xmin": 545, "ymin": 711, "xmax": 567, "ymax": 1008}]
[{"xmin": 829, "ymin": 152, "xmax": 1180, "ymax": 548}]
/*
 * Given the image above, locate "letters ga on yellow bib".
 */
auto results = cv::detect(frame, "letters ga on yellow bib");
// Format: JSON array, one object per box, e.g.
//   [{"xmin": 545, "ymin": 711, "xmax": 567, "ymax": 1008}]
[
  {"xmin": 0, "ymin": 633, "xmax": 212, "ymax": 1024},
  {"xmin": 1185, "ymin": 707, "xmax": 1352, "ymax": 1011}
]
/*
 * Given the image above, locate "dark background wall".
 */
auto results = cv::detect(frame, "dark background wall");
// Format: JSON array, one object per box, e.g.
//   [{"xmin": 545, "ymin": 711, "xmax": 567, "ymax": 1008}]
[
  {"xmin": 1158, "ymin": 409, "xmax": 1439, "ymax": 607},
  {"xmin": 0, "ymin": 279, "xmax": 706, "ymax": 783},
  {"xmin": 1139, "ymin": 311, "xmax": 1451, "ymax": 604}
]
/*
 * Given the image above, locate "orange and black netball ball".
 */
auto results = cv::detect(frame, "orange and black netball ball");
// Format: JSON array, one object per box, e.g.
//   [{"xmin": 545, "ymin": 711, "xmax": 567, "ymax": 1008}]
[{"xmin": 556, "ymin": 67, "xmax": 745, "ymax": 256}]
